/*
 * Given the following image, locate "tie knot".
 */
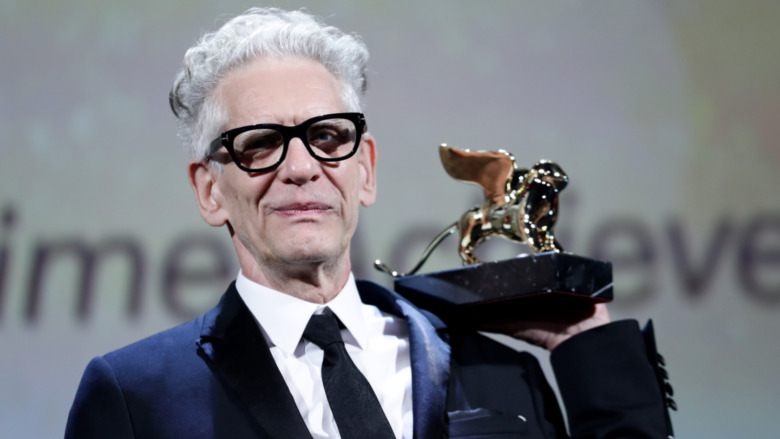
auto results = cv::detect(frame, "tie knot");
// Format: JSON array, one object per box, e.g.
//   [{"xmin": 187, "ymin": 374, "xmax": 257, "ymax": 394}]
[{"xmin": 303, "ymin": 313, "xmax": 344, "ymax": 349}]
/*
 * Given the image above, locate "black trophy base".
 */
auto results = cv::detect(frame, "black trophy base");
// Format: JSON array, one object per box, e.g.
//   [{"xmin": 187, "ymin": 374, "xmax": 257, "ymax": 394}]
[{"xmin": 393, "ymin": 252, "xmax": 613, "ymax": 328}]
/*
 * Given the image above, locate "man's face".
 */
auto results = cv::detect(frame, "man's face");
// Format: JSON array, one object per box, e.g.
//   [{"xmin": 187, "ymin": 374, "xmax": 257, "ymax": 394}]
[{"xmin": 191, "ymin": 56, "xmax": 376, "ymax": 280}]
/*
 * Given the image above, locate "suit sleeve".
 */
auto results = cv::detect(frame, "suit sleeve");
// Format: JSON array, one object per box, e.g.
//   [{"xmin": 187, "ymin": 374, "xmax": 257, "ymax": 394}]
[
  {"xmin": 65, "ymin": 356, "xmax": 136, "ymax": 439},
  {"xmin": 550, "ymin": 319, "xmax": 674, "ymax": 439}
]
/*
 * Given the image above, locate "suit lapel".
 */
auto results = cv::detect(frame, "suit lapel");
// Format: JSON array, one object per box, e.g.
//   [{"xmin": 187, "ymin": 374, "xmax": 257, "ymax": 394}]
[
  {"xmin": 357, "ymin": 280, "xmax": 451, "ymax": 439},
  {"xmin": 197, "ymin": 283, "xmax": 312, "ymax": 439},
  {"xmin": 196, "ymin": 280, "xmax": 451, "ymax": 439}
]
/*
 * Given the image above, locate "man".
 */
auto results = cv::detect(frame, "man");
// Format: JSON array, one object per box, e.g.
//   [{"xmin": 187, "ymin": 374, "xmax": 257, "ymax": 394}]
[{"xmin": 65, "ymin": 8, "xmax": 674, "ymax": 438}]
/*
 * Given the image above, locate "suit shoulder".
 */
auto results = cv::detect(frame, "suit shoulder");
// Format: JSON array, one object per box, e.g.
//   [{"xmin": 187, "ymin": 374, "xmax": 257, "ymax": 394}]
[{"xmin": 100, "ymin": 313, "xmax": 206, "ymax": 371}]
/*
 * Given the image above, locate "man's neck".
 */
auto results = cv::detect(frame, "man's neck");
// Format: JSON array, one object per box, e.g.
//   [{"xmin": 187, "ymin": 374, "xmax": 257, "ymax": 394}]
[
  {"xmin": 230, "ymin": 231, "xmax": 353, "ymax": 303},
  {"xmin": 240, "ymin": 258, "xmax": 351, "ymax": 304}
]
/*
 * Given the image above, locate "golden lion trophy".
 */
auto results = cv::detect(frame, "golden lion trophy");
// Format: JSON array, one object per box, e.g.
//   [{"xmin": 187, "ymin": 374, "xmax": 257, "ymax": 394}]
[{"xmin": 375, "ymin": 145, "xmax": 613, "ymax": 327}]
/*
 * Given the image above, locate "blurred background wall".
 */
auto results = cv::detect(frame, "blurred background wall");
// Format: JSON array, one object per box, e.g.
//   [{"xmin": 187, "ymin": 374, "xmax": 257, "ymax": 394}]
[{"xmin": 1, "ymin": 1, "xmax": 778, "ymax": 437}]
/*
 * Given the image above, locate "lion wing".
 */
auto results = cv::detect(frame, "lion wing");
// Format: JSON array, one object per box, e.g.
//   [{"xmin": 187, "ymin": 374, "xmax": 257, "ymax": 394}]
[{"xmin": 439, "ymin": 145, "xmax": 516, "ymax": 204}]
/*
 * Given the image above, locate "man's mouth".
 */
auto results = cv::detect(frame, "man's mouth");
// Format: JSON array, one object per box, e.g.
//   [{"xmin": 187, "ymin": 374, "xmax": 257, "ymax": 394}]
[{"xmin": 272, "ymin": 202, "xmax": 333, "ymax": 216}]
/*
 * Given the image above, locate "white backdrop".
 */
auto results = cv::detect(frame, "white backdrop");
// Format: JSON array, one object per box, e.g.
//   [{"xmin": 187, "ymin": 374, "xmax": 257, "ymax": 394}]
[{"xmin": 1, "ymin": 1, "xmax": 779, "ymax": 437}]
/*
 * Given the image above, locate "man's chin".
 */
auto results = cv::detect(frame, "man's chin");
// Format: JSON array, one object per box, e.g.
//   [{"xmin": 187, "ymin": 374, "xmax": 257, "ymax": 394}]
[
  {"xmin": 273, "ymin": 240, "xmax": 346, "ymax": 266},
  {"xmin": 256, "ymin": 223, "xmax": 352, "ymax": 267}
]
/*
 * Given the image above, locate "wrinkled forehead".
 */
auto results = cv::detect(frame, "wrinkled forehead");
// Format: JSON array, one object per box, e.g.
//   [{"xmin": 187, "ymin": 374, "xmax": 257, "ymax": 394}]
[{"xmin": 213, "ymin": 56, "xmax": 348, "ymax": 128}]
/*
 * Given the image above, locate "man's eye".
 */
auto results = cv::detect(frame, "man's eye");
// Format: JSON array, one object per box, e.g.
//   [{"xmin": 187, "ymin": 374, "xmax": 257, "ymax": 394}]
[
  {"xmin": 308, "ymin": 124, "xmax": 353, "ymax": 147},
  {"xmin": 237, "ymin": 130, "xmax": 283, "ymax": 152},
  {"xmin": 310, "ymin": 130, "xmax": 338, "ymax": 142}
]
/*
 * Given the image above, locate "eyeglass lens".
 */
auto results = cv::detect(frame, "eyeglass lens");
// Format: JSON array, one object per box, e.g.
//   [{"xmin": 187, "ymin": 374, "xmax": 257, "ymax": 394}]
[{"xmin": 232, "ymin": 118, "xmax": 358, "ymax": 170}]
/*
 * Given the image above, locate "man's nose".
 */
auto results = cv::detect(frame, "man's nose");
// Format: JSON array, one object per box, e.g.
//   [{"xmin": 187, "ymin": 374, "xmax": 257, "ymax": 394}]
[{"xmin": 279, "ymin": 137, "xmax": 319, "ymax": 183}]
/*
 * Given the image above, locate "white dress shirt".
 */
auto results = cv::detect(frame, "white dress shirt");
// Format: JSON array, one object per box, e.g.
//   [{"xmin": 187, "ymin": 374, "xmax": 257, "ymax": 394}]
[{"xmin": 235, "ymin": 271, "xmax": 413, "ymax": 438}]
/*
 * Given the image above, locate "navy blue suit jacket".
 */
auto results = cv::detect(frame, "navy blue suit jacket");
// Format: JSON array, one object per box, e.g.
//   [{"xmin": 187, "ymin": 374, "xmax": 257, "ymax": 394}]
[{"xmin": 65, "ymin": 280, "xmax": 673, "ymax": 438}]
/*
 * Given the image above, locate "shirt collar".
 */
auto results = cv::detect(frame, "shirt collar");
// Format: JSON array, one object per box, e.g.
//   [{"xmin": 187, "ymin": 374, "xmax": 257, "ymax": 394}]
[{"xmin": 235, "ymin": 271, "xmax": 369, "ymax": 355}]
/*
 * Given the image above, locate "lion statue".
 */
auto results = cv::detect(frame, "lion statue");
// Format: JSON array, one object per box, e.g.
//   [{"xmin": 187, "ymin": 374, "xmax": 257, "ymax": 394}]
[{"xmin": 375, "ymin": 145, "xmax": 568, "ymax": 277}]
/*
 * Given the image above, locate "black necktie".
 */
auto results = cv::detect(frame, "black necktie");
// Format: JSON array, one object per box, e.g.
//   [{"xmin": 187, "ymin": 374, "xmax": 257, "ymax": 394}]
[{"xmin": 303, "ymin": 313, "xmax": 395, "ymax": 439}]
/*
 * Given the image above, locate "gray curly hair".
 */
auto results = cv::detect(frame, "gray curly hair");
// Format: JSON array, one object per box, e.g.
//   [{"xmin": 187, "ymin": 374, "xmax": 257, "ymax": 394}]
[{"xmin": 169, "ymin": 8, "xmax": 369, "ymax": 161}]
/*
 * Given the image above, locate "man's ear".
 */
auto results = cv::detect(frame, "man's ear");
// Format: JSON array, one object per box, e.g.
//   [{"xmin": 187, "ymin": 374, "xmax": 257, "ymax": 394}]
[
  {"xmin": 188, "ymin": 160, "xmax": 228, "ymax": 227},
  {"xmin": 358, "ymin": 134, "xmax": 377, "ymax": 207}
]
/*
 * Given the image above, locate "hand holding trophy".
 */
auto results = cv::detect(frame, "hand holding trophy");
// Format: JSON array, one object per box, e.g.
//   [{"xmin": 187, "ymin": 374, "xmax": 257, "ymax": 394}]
[{"xmin": 375, "ymin": 145, "xmax": 613, "ymax": 349}]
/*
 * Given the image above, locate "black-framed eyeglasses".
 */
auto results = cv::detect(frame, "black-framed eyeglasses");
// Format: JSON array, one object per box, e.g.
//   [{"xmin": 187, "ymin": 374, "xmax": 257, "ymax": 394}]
[{"xmin": 208, "ymin": 112, "xmax": 367, "ymax": 173}]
